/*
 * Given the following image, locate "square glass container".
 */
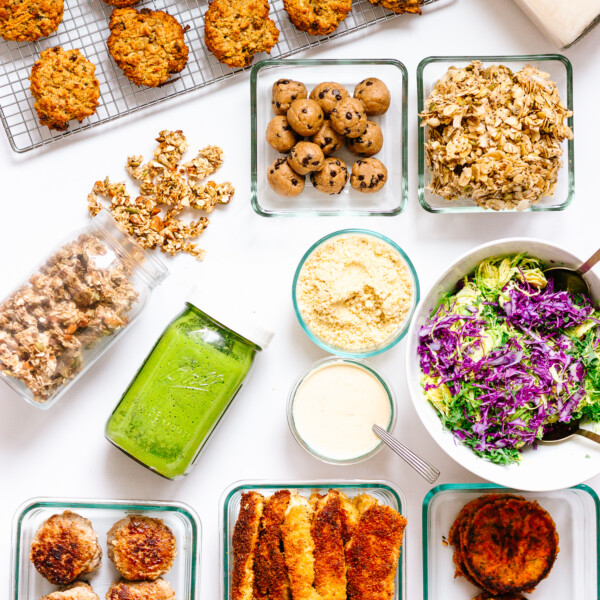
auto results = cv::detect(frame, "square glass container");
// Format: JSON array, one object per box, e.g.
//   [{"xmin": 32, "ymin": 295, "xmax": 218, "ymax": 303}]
[
  {"xmin": 221, "ymin": 480, "xmax": 407, "ymax": 600},
  {"xmin": 417, "ymin": 54, "xmax": 574, "ymax": 213},
  {"xmin": 251, "ymin": 59, "xmax": 408, "ymax": 216},
  {"xmin": 11, "ymin": 498, "xmax": 201, "ymax": 600},
  {"xmin": 422, "ymin": 483, "xmax": 599, "ymax": 600}
]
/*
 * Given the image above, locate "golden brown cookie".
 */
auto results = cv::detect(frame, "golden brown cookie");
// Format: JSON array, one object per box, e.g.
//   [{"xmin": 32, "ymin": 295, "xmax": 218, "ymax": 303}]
[
  {"xmin": 283, "ymin": 0, "xmax": 352, "ymax": 36},
  {"xmin": 102, "ymin": 0, "xmax": 139, "ymax": 8},
  {"xmin": 204, "ymin": 0, "xmax": 279, "ymax": 68},
  {"xmin": 0, "ymin": 0, "xmax": 63, "ymax": 41},
  {"xmin": 108, "ymin": 8, "xmax": 189, "ymax": 87},
  {"xmin": 367, "ymin": 0, "xmax": 421, "ymax": 14},
  {"xmin": 29, "ymin": 46, "xmax": 100, "ymax": 131}
]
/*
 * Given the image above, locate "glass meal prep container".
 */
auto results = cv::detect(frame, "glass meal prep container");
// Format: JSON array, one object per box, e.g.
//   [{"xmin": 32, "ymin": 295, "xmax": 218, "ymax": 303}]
[
  {"xmin": 106, "ymin": 302, "xmax": 273, "ymax": 480},
  {"xmin": 0, "ymin": 211, "xmax": 168, "ymax": 410},
  {"xmin": 11, "ymin": 497, "xmax": 201, "ymax": 600},
  {"xmin": 422, "ymin": 483, "xmax": 600, "ymax": 600},
  {"xmin": 417, "ymin": 54, "xmax": 574, "ymax": 213},
  {"xmin": 251, "ymin": 58, "xmax": 408, "ymax": 217},
  {"xmin": 221, "ymin": 480, "xmax": 407, "ymax": 600}
]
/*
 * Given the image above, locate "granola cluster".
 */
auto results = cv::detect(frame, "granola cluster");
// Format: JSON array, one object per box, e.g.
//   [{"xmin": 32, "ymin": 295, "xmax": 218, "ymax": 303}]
[
  {"xmin": 0, "ymin": 235, "xmax": 138, "ymax": 403},
  {"xmin": 420, "ymin": 61, "xmax": 573, "ymax": 211},
  {"xmin": 88, "ymin": 130, "xmax": 234, "ymax": 260}
]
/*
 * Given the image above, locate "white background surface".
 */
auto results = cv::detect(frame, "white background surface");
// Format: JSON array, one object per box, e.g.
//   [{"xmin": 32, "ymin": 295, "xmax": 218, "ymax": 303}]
[{"xmin": 1, "ymin": 1, "xmax": 600, "ymax": 598}]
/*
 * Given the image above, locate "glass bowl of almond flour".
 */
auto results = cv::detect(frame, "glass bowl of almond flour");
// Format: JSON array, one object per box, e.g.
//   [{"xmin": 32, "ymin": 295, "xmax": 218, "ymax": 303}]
[{"xmin": 292, "ymin": 229, "xmax": 420, "ymax": 358}]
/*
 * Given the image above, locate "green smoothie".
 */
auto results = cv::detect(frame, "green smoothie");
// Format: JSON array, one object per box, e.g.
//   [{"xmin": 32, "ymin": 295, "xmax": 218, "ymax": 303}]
[{"xmin": 105, "ymin": 304, "xmax": 258, "ymax": 479}]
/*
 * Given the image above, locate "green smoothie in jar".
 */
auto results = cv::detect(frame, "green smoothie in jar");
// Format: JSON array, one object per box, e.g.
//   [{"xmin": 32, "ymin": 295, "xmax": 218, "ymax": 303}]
[{"xmin": 105, "ymin": 303, "xmax": 271, "ymax": 479}]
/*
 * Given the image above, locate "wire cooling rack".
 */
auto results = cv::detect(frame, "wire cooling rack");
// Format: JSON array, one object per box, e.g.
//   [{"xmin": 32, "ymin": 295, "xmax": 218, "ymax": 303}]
[{"xmin": 0, "ymin": 0, "xmax": 440, "ymax": 153}]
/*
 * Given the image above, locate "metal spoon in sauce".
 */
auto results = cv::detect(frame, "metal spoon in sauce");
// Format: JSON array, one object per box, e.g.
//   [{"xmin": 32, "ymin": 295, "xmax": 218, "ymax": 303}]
[
  {"xmin": 545, "ymin": 248, "xmax": 600, "ymax": 295},
  {"xmin": 541, "ymin": 419, "xmax": 600, "ymax": 445},
  {"xmin": 372, "ymin": 424, "xmax": 440, "ymax": 483}
]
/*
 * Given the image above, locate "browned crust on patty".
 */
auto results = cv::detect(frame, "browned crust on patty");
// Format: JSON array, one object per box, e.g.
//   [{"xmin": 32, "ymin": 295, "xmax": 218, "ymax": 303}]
[
  {"xmin": 107, "ymin": 7, "xmax": 188, "ymax": 87},
  {"xmin": 105, "ymin": 579, "xmax": 176, "ymax": 600},
  {"xmin": 29, "ymin": 46, "xmax": 99, "ymax": 131},
  {"xmin": 345, "ymin": 504, "xmax": 407, "ymax": 600},
  {"xmin": 204, "ymin": 0, "xmax": 279, "ymax": 69},
  {"xmin": 367, "ymin": 0, "xmax": 421, "ymax": 14},
  {"xmin": 283, "ymin": 0, "xmax": 352, "ymax": 36},
  {"xmin": 30, "ymin": 511, "xmax": 102, "ymax": 585},
  {"xmin": 0, "ymin": 0, "xmax": 63, "ymax": 41}
]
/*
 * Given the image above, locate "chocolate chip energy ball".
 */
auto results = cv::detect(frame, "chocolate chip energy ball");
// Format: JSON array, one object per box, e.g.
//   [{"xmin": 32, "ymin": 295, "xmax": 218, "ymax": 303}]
[
  {"xmin": 288, "ymin": 141, "xmax": 325, "ymax": 175},
  {"xmin": 311, "ymin": 119, "xmax": 344, "ymax": 155},
  {"xmin": 267, "ymin": 157, "xmax": 305, "ymax": 196},
  {"xmin": 311, "ymin": 157, "xmax": 348, "ymax": 194},
  {"xmin": 346, "ymin": 120, "xmax": 383, "ymax": 157},
  {"xmin": 266, "ymin": 115, "xmax": 298, "ymax": 153},
  {"xmin": 272, "ymin": 79, "xmax": 307, "ymax": 115},
  {"xmin": 330, "ymin": 97, "xmax": 367, "ymax": 138},
  {"xmin": 354, "ymin": 77, "xmax": 390, "ymax": 116},
  {"xmin": 350, "ymin": 158, "xmax": 388, "ymax": 193},
  {"xmin": 309, "ymin": 81, "xmax": 349, "ymax": 114},
  {"xmin": 287, "ymin": 98, "xmax": 324, "ymax": 136}
]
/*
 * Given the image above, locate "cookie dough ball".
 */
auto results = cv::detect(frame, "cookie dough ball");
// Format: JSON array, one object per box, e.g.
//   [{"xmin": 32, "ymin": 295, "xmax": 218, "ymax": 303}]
[
  {"xmin": 309, "ymin": 82, "xmax": 349, "ymax": 114},
  {"xmin": 267, "ymin": 157, "xmax": 305, "ymax": 196},
  {"xmin": 287, "ymin": 141, "xmax": 325, "ymax": 175},
  {"xmin": 272, "ymin": 79, "xmax": 307, "ymax": 115},
  {"xmin": 354, "ymin": 77, "xmax": 390, "ymax": 116},
  {"xmin": 330, "ymin": 97, "xmax": 367, "ymax": 138},
  {"xmin": 286, "ymin": 98, "xmax": 324, "ymax": 136},
  {"xmin": 311, "ymin": 119, "xmax": 344, "ymax": 156},
  {"xmin": 350, "ymin": 158, "xmax": 388, "ymax": 193},
  {"xmin": 346, "ymin": 120, "xmax": 383, "ymax": 157},
  {"xmin": 41, "ymin": 582, "xmax": 100, "ymax": 600},
  {"xmin": 311, "ymin": 157, "xmax": 349, "ymax": 195},
  {"xmin": 266, "ymin": 115, "xmax": 298, "ymax": 153}
]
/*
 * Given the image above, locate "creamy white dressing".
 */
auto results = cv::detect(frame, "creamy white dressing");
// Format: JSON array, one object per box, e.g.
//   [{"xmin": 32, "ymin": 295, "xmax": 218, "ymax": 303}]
[
  {"xmin": 292, "ymin": 361, "xmax": 392, "ymax": 461},
  {"xmin": 514, "ymin": 0, "xmax": 600, "ymax": 47}
]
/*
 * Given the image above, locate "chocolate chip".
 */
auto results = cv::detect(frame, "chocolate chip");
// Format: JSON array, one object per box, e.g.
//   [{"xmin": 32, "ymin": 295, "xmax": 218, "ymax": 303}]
[
  {"xmin": 276, "ymin": 101, "xmax": 281, "ymax": 108},
  {"xmin": 346, "ymin": 112, "xmax": 352, "ymax": 119},
  {"xmin": 291, "ymin": 94, "xmax": 297, "ymax": 100},
  {"xmin": 329, "ymin": 180, "xmax": 334, "ymax": 185},
  {"xmin": 366, "ymin": 80, "xmax": 373, "ymax": 86},
  {"xmin": 283, "ymin": 126, "xmax": 291, "ymax": 131},
  {"xmin": 360, "ymin": 181, "xmax": 366, "ymax": 188},
  {"xmin": 358, "ymin": 175, "xmax": 364, "ymax": 180},
  {"xmin": 292, "ymin": 179, "xmax": 298, "ymax": 185},
  {"xmin": 378, "ymin": 173, "xmax": 384, "ymax": 179},
  {"xmin": 270, "ymin": 170, "xmax": 274, "ymax": 174},
  {"xmin": 302, "ymin": 108, "xmax": 307, "ymax": 114},
  {"xmin": 331, "ymin": 108, "xmax": 337, "ymax": 113},
  {"xmin": 312, "ymin": 160, "xmax": 320, "ymax": 165},
  {"xmin": 302, "ymin": 156, "xmax": 310, "ymax": 166},
  {"xmin": 278, "ymin": 79, "xmax": 290, "ymax": 85},
  {"xmin": 318, "ymin": 114, "xmax": 322, "ymax": 119},
  {"xmin": 324, "ymin": 137, "xmax": 332, "ymax": 144},
  {"xmin": 344, "ymin": 128, "xmax": 350, "ymax": 133},
  {"xmin": 335, "ymin": 160, "xmax": 340, "ymax": 165},
  {"xmin": 330, "ymin": 170, "xmax": 336, "ymax": 177},
  {"xmin": 319, "ymin": 91, "xmax": 325, "ymax": 99}
]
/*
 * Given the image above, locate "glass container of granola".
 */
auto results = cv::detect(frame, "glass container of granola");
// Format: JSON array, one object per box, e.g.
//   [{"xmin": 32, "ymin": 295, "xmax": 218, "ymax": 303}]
[
  {"xmin": 0, "ymin": 210, "xmax": 168, "ymax": 410},
  {"xmin": 105, "ymin": 302, "xmax": 273, "ymax": 480}
]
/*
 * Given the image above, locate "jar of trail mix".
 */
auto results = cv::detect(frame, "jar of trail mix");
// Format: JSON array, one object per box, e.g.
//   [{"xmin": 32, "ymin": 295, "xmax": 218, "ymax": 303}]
[{"xmin": 0, "ymin": 211, "xmax": 168, "ymax": 409}]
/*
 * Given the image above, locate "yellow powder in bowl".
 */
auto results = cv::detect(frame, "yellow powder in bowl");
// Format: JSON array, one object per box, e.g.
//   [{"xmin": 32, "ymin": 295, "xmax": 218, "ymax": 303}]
[{"xmin": 296, "ymin": 233, "xmax": 415, "ymax": 351}]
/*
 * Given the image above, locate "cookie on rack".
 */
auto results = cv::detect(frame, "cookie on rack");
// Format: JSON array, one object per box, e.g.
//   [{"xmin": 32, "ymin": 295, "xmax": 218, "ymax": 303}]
[
  {"xmin": 102, "ymin": 0, "xmax": 139, "ymax": 8},
  {"xmin": 367, "ymin": 0, "xmax": 422, "ymax": 14},
  {"xmin": 204, "ymin": 0, "xmax": 279, "ymax": 68},
  {"xmin": 283, "ymin": 0, "xmax": 352, "ymax": 36},
  {"xmin": 107, "ymin": 7, "xmax": 189, "ymax": 87},
  {"xmin": 29, "ymin": 46, "xmax": 100, "ymax": 131},
  {"xmin": 0, "ymin": 0, "xmax": 64, "ymax": 41}
]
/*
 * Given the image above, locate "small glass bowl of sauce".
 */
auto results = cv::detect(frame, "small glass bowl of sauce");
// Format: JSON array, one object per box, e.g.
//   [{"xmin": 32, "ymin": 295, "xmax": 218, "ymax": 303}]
[{"xmin": 287, "ymin": 356, "xmax": 396, "ymax": 465}]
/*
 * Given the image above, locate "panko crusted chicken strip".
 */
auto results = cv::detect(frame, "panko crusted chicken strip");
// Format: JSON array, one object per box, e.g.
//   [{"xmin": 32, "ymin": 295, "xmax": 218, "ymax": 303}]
[
  {"xmin": 232, "ymin": 492, "xmax": 265, "ymax": 600},
  {"xmin": 281, "ymin": 493, "xmax": 320, "ymax": 600},
  {"xmin": 254, "ymin": 490, "xmax": 291, "ymax": 600},
  {"xmin": 345, "ymin": 502, "xmax": 407, "ymax": 600}
]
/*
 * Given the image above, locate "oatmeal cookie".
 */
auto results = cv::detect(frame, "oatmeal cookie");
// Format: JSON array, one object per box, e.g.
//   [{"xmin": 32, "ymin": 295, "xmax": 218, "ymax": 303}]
[
  {"xmin": 102, "ymin": 0, "xmax": 139, "ymax": 8},
  {"xmin": 283, "ymin": 0, "xmax": 352, "ymax": 36},
  {"xmin": 367, "ymin": 0, "xmax": 421, "ymax": 14},
  {"xmin": 0, "ymin": 0, "xmax": 63, "ymax": 41},
  {"xmin": 108, "ymin": 8, "xmax": 189, "ymax": 87},
  {"xmin": 204, "ymin": 0, "xmax": 279, "ymax": 68},
  {"xmin": 29, "ymin": 46, "xmax": 100, "ymax": 131}
]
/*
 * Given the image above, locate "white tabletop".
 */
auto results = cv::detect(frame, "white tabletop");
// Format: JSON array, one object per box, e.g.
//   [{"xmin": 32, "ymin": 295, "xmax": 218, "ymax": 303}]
[{"xmin": 1, "ymin": 0, "xmax": 600, "ymax": 598}]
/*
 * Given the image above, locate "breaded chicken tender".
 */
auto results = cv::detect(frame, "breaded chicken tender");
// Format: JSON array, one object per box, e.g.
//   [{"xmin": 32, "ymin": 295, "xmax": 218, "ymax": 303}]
[{"xmin": 105, "ymin": 579, "xmax": 176, "ymax": 600}]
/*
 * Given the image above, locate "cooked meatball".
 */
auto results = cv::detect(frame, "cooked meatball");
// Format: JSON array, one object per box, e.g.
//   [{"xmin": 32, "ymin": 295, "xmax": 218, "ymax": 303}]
[
  {"xmin": 105, "ymin": 579, "xmax": 176, "ymax": 600},
  {"xmin": 41, "ymin": 582, "xmax": 100, "ymax": 600},
  {"xmin": 30, "ymin": 511, "xmax": 101, "ymax": 585},
  {"xmin": 107, "ymin": 515, "xmax": 176, "ymax": 581}
]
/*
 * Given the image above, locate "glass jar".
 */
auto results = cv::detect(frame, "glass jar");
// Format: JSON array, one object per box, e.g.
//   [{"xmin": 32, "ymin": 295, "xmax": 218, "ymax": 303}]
[
  {"xmin": 0, "ymin": 211, "xmax": 168, "ymax": 410},
  {"xmin": 105, "ymin": 302, "xmax": 273, "ymax": 480}
]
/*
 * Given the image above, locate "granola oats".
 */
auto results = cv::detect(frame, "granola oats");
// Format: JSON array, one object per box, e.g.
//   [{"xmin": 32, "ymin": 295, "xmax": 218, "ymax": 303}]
[
  {"xmin": 419, "ymin": 61, "xmax": 573, "ymax": 211},
  {"xmin": 89, "ymin": 130, "xmax": 234, "ymax": 259},
  {"xmin": 0, "ymin": 235, "xmax": 138, "ymax": 402}
]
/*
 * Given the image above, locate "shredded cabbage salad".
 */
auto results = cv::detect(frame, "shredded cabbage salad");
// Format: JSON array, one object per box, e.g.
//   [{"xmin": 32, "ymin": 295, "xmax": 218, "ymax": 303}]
[{"xmin": 418, "ymin": 254, "xmax": 600, "ymax": 465}]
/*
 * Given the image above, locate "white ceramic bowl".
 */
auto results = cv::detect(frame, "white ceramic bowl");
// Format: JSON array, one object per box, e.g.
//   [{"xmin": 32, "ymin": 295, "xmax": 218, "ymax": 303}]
[{"xmin": 405, "ymin": 238, "xmax": 600, "ymax": 492}]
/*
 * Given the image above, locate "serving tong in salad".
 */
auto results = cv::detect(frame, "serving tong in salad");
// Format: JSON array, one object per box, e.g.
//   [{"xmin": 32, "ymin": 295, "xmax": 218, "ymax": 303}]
[
  {"xmin": 541, "ymin": 419, "xmax": 600, "ymax": 445},
  {"xmin": 372, "ymin": 425, "xmax": 440, "ymax": 483},
  {"xmin": 545, "ymin": 247, "xmax": 600, "ymax": 295}
]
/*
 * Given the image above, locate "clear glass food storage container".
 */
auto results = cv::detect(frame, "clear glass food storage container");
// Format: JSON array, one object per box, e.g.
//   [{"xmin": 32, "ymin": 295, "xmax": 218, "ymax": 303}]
[
  {"xmin": 0, "ymin": 211, "xmax": 168, "ymax": 410},
  {"xmin": 422, "ymin": 483, "xmax": 599, "ymax": 600},
  {"xmin": 11, "ymin": 497, "xmax": 201, "ymax": 600},
  {"xmin": 417, "ymin": 54, "xmax": 574, "ymax": 213}
]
